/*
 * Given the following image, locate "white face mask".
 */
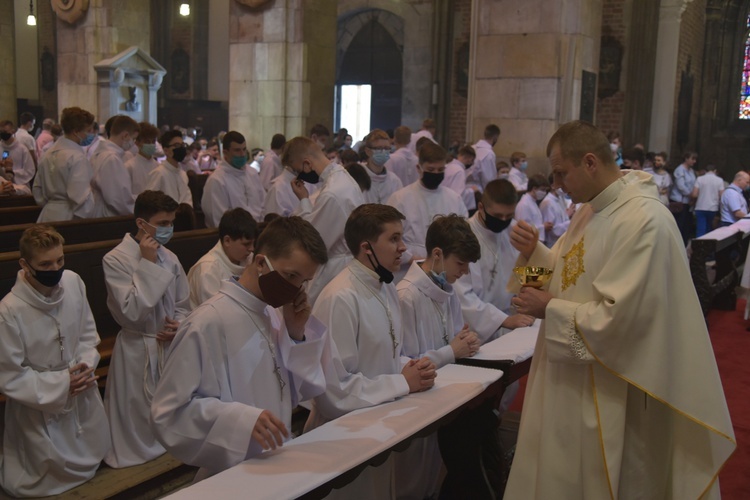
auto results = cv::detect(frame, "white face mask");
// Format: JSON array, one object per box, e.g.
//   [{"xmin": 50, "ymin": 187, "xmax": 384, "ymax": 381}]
[
  {"xmin": 498, "ymin": 173, "xmax": 510, "ymax": 180},
  {"xmin": 535, "ymin": 190, "xmax": 547, "ymax": 201},
  {"xmin": 122, "ymin": 138, "xmax": 135, "ymax": 151}
]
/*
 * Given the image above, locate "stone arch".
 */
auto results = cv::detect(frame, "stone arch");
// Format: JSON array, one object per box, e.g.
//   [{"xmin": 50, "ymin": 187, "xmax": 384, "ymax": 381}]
[{"xmin": 336, "ymin": 9, "xmax": 404, "ymax": 82}]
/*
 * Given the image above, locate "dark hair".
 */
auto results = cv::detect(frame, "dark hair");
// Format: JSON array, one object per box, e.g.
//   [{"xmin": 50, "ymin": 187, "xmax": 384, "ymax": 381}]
[
  {"xmin": 309, "ymin": 123, "xmax": 330, "ymax": 138},
  {"xmin": 419, "ymin": 141, "xmax": 447, "ymax": 164},
  {"xmin": 222, "ymin": 131, "xmax": 246, "ymax": 151},
  {"xmin": 394, "ymin": 125, "xmax": 411, "ymax": 145},
  {"xmin": 50, "ymin": 124, "xmax": 62, "ymax": 137},
  {"xmin": 622, "ymin": 148, "xmax": 644, "ymax": 166},
  {"xmin": 271, "ymin": 133, "xmax": 286, "ymax": 150},
  {"xmin": 683, "ymin": 151, "xmax": 698, "ymax": 161},
  {"xmin": 160, "ymin": 130, "xmax": 184, "ymax": 149},
  {"xmin": 415, "ymin": 136, "xmax": 432, "ymax": 153},
  {"xmin": 137, "ymin": 122, "xmax": 160, "ymax": 143},
  {"xmin": 110, "ymin": 115, "xmax": 139, "ymax": 137},
  {"xmin": 134, "ymin": 190, "xmax": 179, "ymax": 221},
  {"xmin": 219, "ymin": 208, "xmax": 258, "ymax": 241},
  {"xmin": 60, "ymin": 107, "xmax": 94, "ymax": 135},
  {"xmin": 0, "ymin": 120, "xmax": 13, "ymax": 129},
  {"xmin": 19, "ymin": 112, "xmax": 35, "ymax": 126},
  {"xmin": 344, "ymin": 162, "xmax": 372, "ymax": 192},
  {"xmin": 458, "ymin": 145, "xmax": 476, "ymax": 158},
  {"xmin": 422, "ymin": 118, "xmax": 436, "ymax": 130},
  {"xmin": 104, "ymin": 115, "xmax": 121, "ymax": 138},
  {"xmin": 425, "ymin": 214, "xmax": 481, "ymax": 263},
  {"xmin": 527, "ymin": 173, "xmax": 550, "ymax": 191},
  {"xmin": 339, "ymin": 149, "xmax": 360, "ymax": 164},
  {"xmin": 481, "ymin": 179, "xmax": 518, "ymax": 206},
  {"xmin": 484, "ymin": 124, "xmax": 501, "ymax": 140},
  {"xmin": 255, "ymin": 216, "xmax": 328, "ymax": 265},
  {"xmin": 345, "ymin": 204, "xmax": 405, "ymax": 256}
]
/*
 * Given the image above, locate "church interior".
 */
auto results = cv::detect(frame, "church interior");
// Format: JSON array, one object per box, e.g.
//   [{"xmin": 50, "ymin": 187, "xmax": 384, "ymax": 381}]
[{"xmin": 0, "ymin": 0, "xmax": 749, "ymax": 498}]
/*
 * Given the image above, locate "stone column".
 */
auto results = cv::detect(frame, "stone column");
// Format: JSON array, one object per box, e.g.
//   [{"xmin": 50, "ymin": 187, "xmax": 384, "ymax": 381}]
[
  {"xmin": 649, "ymin": 0, "xmax": 693, "ymax": 154},
  {"xmin": 228, "ymin": 0, "xmax": 337, "ymax": 145},
  {"xmin": 55, "ymin": 0, "xmax": 151, "ymax": 119},
  {"xmin": 466, "ymin": 0, "xmax": 603, "ymax": 174},
  {"xmin": 0, "ymin": 0, "xmax": 16, "ymax": 120}
]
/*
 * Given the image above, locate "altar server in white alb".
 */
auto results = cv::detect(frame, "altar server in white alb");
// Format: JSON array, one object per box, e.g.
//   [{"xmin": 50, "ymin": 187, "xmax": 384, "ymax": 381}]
[
  {"xmin": 360, "ymin": 129, "xmax": 403, "ymax": 204},
  {"xmin": 125, "ymin": 122, "xmax": 160, "ymax": 197},
  {"xmin": 466, "ymin": 124, "xmax": 500, "ymax": 193},
  {"xmin": 508, "ymin": 151, "xmax": 529, "ymax": 193},
  {"xmin": 286, "ymin": 136, "xmax": 365, "ymax": 304},
  {"xmin": 386, "ymin": 125, "xmax": 420, "ymax": 187},
  {"xmin": 90, "ymin": 115, "xmax": 139, "ymax": 217},
  {"xmin": 259, "ymin": 133, "xmax": 286, "ymax": 191},
  {"xmin": 202, "ymin": 131, "xmax": 266, "ymax": 225},
  {"xmin": 188, "ymin": 207, "xmax": 256, "ymax": 308},
  {"xmin": 306, "ymin": 204, "xmax": 437, "ymax": 500},
  {"xmin": 442, "ymin": 144, "xmax": 473, "ymax": 204},
  {"xmin": 33, "ymin": 107, "xmax": 97, "ymax": 222},
  {"xmin": 152, "ymin": 217, "xmax": 330, "ymax": 479},
  {"xmin": 0, "ymin": 120, "xmax": 36, "ymax": 193},
  {"xmin": 387, "ymin": 141, "xmax": 468, "ymax": 264},
  {"xmin": 508, "ymin": 121, "xmax": 736, "ymax": 499},
  {"xmin": 540, "ymin": 174, "xmax": 573, "ymax": 248},
  {"xmin": 454, "ymin": 179, "xmax": 535, "ymax": 342},
  {"xmin": 395, "ymin": 215, "xmax": 481, "ymax": 499},
  {"xmin": 103, "ymin": 190, "xmax": 190, "ymax": 468},
  {"xmin": 515, "ymin": 173, "xmax": 552, "ymax": 244},
  {"xmin": 0, "ymin": 226, "xmax": 109, "ymax": 497},
  {"xmin": 145, "ymin": 130, "xmax": 193, "ymax": 207}
]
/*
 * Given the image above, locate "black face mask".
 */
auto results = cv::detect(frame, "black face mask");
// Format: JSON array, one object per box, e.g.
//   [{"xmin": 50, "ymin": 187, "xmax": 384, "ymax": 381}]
[
  {"xmin": 29, "ymin": 265, "xmax": 64, "ymax": 287},
  {"xmin": 172, "ymin": 146, "xmax": 188, "ymax": 163},
  {"xmin": 421, "ymin": 171, "xmax": 444, "ymax": 190},
  {"xmin": 483, "ymin": 209, "xmax": 512, "ymax": 234},
  {"xmin": 366, "ymin": 243, "xmax": 394, "ymax": 284},
  {"xmin": 297, "ymin": 170, "xmax": 320, "ymax": 184},
  {"xmin": 0, "ymin": 132, "xmax": 12, "ymax": 142}
]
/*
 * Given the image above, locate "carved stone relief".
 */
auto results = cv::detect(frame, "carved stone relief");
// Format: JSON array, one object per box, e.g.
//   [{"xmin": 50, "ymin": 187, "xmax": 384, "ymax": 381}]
[{"xmin": 51, "ymin": 0, "xmax": 90, "ymax": 24}]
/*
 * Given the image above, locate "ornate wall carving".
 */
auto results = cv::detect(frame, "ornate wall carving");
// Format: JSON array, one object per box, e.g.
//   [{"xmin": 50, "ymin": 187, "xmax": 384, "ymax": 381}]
[{"xmin": 51, "ymin": 0, "xmax": 89, "ymax": 24}]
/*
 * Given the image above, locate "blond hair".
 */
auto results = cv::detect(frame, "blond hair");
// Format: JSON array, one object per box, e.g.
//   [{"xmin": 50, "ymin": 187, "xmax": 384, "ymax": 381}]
[{"xmin": 19, "ymin": 225, "xmax": 65, "ymax": 260}]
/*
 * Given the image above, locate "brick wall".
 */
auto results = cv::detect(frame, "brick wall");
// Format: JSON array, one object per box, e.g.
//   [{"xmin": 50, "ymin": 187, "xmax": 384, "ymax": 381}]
[
  {"xmin": 596, "ymin": 0, "xmax": 627, "ymax": 138},
  {"xmin": 447, "ymin": 0, "xmax": 471, "ymax": 146},
  {"xmin": 670, "ymin": 0, "xmax": 706, "ymax": 163}
]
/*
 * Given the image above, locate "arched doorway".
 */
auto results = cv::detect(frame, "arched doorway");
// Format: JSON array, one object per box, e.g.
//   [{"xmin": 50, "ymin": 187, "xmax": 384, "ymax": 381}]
[{"xmin": 336, "ymin": 9, "xmax": 404, "ymax": 139}]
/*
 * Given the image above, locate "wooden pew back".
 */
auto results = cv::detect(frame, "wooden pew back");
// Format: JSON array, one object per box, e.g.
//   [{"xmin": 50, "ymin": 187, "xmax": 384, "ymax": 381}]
[
  {"xmin": 0, "ymin": 215, "xmax": 136, "ymax": 253},
  {"xmin": 0, "ymin": 195, "xmax": 36, "ymax": 208},
  {"xmin": 0, "ymin": 205, "xmax": 42, "ymax": 226},
  {"xmin": 0, "ymin": 228, "xmax": 219, "ymax": 339}
]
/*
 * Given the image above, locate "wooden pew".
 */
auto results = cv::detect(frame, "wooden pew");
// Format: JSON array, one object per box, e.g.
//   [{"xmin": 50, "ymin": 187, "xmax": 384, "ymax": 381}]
[
  {"xmin": 0, "ymin": 194, "xmax": 36, "ymax": 208},
  {"xmin": 0, "ymin": 215, "xmax": 136, "ymax": 253},
  {"xmin": 0, "ymin": 205, "xmax": 42, "ymax": 226}
]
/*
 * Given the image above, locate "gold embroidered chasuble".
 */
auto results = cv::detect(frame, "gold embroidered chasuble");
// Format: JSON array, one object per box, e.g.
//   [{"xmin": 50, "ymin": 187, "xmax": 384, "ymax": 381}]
[{"xmin": 505, "ymin": 171, "xmax": 735, "ymax": 499}]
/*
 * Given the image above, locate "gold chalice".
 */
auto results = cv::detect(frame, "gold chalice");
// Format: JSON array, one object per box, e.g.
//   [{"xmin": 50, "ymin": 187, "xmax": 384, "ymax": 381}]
[{"xmin": 513, "ymin": 266, "xmax": 553, "ymax": 288}]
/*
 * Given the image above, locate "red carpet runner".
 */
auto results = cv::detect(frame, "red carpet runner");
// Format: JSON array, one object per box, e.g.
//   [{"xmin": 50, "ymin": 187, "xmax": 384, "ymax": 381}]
[{"xmin": 507, "ymin": 300, "xmax": 750, "ymax": 498}]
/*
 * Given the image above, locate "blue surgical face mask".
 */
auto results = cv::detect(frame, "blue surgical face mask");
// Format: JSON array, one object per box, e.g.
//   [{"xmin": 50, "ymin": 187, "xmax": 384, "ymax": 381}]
[
  {"xmin": 141, "ymin": 143, "xmax": 157, "ymax": 157},
  {"xmin": 429, "ymin": 255, "xmax": 448, "ymax": 289},
  {"xmin": 371, "ymin": 150, "xmax": 390, "ymax": 166},
  {"xmin": 144, "ymin": 220, "xmax": 174, "ymax": 245},
  {"xmin": 230, "ymin": 155, "xmax": 247, "ymax": 169},
  {"xmin": 79, "ymin": 132, "xmax": 96, "ymax": 147},
  {"xmin": 520, "ymin": 160, "xmax": 528, "ymax": 171}
]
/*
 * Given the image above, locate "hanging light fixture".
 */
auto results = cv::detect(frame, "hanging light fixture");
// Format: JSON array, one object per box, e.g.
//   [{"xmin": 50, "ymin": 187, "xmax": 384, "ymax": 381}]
[
  {"xmin": 27, "ymin": 0, "xmax": 36, "ymax": 26},
  {"xmin": 179, "ymin": 2, "xmax": 190, "ymax": 16}
]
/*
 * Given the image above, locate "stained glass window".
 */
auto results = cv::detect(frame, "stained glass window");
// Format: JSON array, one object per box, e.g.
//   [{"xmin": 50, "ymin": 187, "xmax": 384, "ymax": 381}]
[{"xmin": 740, "ymin": 14, "xmax": 750, "ymax": 119}]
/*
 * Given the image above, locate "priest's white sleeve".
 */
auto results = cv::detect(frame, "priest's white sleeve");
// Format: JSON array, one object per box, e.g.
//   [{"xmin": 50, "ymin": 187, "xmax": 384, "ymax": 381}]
[
  {"xmin": 0, "ymin": 310, "xmax": 70, "ymax": 413},
  {"xmin": 103, "ymin": 253, "xmax": 176, "ymax": 324},
  {"xmin": 151, "ymin": 320, "xmax": 263, "ymax": 471}
]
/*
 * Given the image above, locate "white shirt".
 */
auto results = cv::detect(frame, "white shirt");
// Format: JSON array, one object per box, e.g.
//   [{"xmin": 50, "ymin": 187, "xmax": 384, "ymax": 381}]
[
  {"xmin": 145, "ymin": 160, "xmax": 193, "ymax": 206},
  {"xmin": 263, "ymin": 168, "xmax": 301, "ymax": 218},
  {"xmin": 90, "ymin": 139, "xmax": 135, "ymax": 217},
  {"xmin": 15, "ymin": 127, "xmax": 37, "ymax": 158},
  {"xmin": 187, "ymin": 241, "xmax": 247, "ymax": 309},
  {"xmin": 0, "ymin": 270, "xmax": 109, "ymax": 497},
  {"xmin": 102, "ymin": 234, "xmax": 190, "ymax": 468},
  {"xmin": 467, "ymin": 139, "xmax": 496, "ymax": 190},
  {"xmin": 151, "ymin": 279, "xmax": 328, "ymax": 476},
  {"xmin": 259, "ymin": 149, "xmax": 283, "ymax": 191},
  {"xmin": 693, "ymin": 172, "xmax": 725, "ymax": 211},
  {"xmin": 387, "ymin": 181, "xmax": 469, "ymax": 262},
  {"xmin": 293, "ymin": 163, "xmax": 365, "ymax": 304},
  {"xmin": 32, "ymin": 137, "xmax": 95, "ymax": 222},
  {"xmin": 540, "ymin": 190, "xmax": 570, "ymax": 248},
  {"xmin": 385, "ymin": 147, "xmax": 419, "ymax": 187},
  {"xmin": 397, "ymin": 261, "xmax": 463, "ymax": 368},
  {"xmin": 125, "ymin": 153, "xmax": 158, "ymax": 197},
  {"xmin": 508, "ymin": 166, "xmax": 528, "ymax": 192},
  {"xmin": 670, "ymin": 163, "xmax": 696, "ymax": 203},
  {"xmin": 202, "ymin": 160, "xmax": 266, "ymax": 226},
  {"xmin": 516, "ymin": 192, "xmax": 546, "ymax": 242},
  {"xmin": 0, "ymin": 139, "xmax": 35, "ymax": 187},
  {"xmin": 362, "ymin": 164, "xmax": 403, "ymax": 204},
  {"xmin": 454, "ymin": 214, "xmax": 518, "ymax": 341},
  {"xmin": 651, "ymin": 170, "xmax": 672, "ymax": 206},
  {"xmin": 443, "ymin": 159, "xmax": 467, "ymax": 198}
]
